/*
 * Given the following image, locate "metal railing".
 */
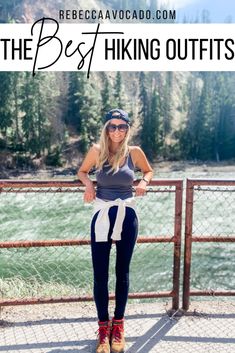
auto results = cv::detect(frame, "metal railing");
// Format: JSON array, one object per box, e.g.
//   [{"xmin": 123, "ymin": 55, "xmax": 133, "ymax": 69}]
[
  {"xmin": 0, "ymin": 179, "xmax": 183, "ymax": 310},
  {"xmin": 183, "ymin": 178, "xmax": 235, "ymax": 310}
]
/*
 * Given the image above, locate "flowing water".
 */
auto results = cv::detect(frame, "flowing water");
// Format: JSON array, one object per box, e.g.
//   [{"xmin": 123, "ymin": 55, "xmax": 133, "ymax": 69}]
[{"xmin": 0, "ymin": 168, "xmax": 234, "ymax": 299}]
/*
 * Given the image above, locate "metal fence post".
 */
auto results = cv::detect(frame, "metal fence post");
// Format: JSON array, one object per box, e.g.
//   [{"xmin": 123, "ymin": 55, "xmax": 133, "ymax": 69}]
[
  {"xmin": 183, "ymin": 179, "xmax": 194, "ymax": 311},
  {"xmin": 172, "ymin": 181, "xmax": 183, "ymax": 310}
]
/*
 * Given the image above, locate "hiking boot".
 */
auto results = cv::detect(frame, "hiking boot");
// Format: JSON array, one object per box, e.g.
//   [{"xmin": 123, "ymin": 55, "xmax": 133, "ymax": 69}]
[
  {"xmin": 96, "ymin": 320, "xmax": 111, "ymax": 353},
  {"xmin": 110, "ymin": 318, "xmax": 125, "ymax": 353}
]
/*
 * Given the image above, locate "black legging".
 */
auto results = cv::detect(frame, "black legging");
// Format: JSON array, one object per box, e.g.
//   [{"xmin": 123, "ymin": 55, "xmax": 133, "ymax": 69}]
[{"xmin": 91, "ymin": 206, "xmax": 138, "ymax": 322}]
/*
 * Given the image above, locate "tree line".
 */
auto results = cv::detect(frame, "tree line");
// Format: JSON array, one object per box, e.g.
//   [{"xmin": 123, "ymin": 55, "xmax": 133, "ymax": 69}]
[
  {"xmin": 0, "ymin": 70, "xmax": 234, "ymax": 169},
  {"xmin": 0, "ymin": 71, "xmax": 130, "ymax": 167},
  {"xmin": 139, "ymin": 71, "xmax": 235, "ymax": 161}
]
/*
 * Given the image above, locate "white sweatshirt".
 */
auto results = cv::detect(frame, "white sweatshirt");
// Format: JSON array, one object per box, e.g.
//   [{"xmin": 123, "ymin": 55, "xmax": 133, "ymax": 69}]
[{"xmin": 93, "ymin": 197, "xmax": 137, "ymax": 242}]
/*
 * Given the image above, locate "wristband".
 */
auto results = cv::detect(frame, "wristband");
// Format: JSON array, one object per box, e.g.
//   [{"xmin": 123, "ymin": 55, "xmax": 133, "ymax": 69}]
[{"xmin": 142, "ymin": 177, "xmax": 149, "ymax": 185}]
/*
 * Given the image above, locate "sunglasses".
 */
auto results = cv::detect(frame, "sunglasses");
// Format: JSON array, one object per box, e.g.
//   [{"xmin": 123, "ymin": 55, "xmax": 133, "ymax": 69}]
[{"xmin": 106, "ymin": 124, "xmax": 129, "ymax": 133}]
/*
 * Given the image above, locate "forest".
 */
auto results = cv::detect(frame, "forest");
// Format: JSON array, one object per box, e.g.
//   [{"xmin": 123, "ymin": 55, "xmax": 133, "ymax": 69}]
[{"xmin": 0, "ymin": 70, "xmax": 235, "ymax": 170}]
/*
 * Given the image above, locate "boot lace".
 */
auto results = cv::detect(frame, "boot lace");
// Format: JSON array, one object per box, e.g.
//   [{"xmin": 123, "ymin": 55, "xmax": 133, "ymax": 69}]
[
  {"xmin": 97, "ymin": 325, "xmax": 109, "ymax": 344},
  {"xmin": 112, "ymin": 324, "xmax": 123, "ymax": 342}
]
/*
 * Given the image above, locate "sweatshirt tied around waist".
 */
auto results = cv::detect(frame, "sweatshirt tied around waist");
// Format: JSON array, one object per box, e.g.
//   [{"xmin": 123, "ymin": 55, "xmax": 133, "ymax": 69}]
[{"xmin": 93, "ymin": 197, "xmax": 136, "ymax": 242}]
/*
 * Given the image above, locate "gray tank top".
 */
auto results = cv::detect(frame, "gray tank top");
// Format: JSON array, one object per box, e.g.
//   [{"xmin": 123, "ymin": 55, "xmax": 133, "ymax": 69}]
[{"xmin": 96, "ymin": 153, "xmax": 135, "ymax": 201}]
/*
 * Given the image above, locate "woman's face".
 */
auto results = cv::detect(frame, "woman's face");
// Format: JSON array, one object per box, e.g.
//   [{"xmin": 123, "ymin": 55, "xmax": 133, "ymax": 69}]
[{"xmin": 106, "ymin": 118, "xmax": 129, "ymax": 144}]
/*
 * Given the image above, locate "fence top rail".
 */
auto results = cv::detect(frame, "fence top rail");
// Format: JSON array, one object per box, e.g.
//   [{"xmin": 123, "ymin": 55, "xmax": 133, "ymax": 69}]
[
  {"xmin": 0, "ymin": 179, "xmax": 183, "ymax": 188},
  {"xmin": 187, "ymin": 178, "xmax": 235, "ymax": 186}
]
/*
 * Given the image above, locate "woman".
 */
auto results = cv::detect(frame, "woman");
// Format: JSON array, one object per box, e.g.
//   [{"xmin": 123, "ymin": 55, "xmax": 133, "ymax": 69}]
[{"xmin": 78, "ymin": 108, "xmax": 153, "ymax": 353}]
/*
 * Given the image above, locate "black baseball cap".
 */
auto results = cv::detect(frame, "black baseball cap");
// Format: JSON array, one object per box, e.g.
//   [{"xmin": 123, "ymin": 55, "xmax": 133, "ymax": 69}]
[{"xmin": 105, "ymin": 109, "xmax": 130, "ymax": 124}]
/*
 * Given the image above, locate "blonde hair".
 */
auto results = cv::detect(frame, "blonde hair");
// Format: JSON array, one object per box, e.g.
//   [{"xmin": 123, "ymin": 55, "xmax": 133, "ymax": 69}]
[{"xmin": 96, "ymin": 120, "xmax": 131, "ymax": 174}]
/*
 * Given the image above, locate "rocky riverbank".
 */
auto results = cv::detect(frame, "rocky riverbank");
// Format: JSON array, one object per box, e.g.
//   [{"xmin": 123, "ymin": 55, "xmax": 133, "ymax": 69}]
[{"xmin": 1, "ymin": 160, "xmax": 235, "ymax": 180}]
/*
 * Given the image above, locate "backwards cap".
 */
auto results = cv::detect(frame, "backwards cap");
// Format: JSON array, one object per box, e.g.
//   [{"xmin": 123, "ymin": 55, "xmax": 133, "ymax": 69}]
[{"xmin": 105, "ymin": 108, "xmax": 130, "ymax": 124}]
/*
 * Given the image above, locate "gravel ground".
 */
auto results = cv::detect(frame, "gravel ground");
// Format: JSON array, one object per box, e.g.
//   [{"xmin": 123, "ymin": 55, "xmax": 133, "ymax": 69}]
[{"xmin": 0, "ymin": 300, "xmax": 235, "ymax": 353}]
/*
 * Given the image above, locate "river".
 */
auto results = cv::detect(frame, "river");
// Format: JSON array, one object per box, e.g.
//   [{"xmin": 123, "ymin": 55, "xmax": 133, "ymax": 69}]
[{"xmin": 0, "ymin": 166, "xmax": 234, "ymax": 300}]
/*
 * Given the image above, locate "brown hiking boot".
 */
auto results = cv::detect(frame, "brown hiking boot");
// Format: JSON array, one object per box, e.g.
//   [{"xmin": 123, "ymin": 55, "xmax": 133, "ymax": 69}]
[
  {"xmin": 96, "ymin": 320, "xmax": 111, "ymax": 353},
  {"xmin": 110, "ymin": 318, "xmax": 125, "ymax": 353}
]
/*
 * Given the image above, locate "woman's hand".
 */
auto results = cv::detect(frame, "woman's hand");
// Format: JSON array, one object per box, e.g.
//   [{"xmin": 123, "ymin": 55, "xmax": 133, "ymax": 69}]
[
  {"xmin": 135, "ymin": 180, "xmax": 148, "ymax": 197},
  {"xmin": 77, "ymin": 145, "xmax": 99, "ymax": 203},
  {"xmin": 129, "ymin": 146, "xmax": 153, "ymax": 197},
  {"xmin": 84, "ymin": 182, "xmax": 96, "ymax": 203}
]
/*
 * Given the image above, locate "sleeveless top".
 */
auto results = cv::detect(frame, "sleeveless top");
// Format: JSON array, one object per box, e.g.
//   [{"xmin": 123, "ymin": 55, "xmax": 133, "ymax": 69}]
[{"xmin": 96, "ymin": 153, "xmax": 135, "ymax": 201}]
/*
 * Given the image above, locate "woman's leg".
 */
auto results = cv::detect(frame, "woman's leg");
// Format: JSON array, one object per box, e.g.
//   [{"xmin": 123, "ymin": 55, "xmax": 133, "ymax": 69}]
[
  {"xmin": 91, "ymin": 212, "xmax": 112, "ymax": 322},
  {"xmin": 114, "ymin": 207, "xmax": 138, "ymax": 319}
]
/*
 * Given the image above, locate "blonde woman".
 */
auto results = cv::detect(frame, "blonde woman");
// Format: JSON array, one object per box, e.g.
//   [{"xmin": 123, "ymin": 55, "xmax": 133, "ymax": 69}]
[{"xmin": 78, "ymin": 108, "xmax": 153, "ymax": 353}]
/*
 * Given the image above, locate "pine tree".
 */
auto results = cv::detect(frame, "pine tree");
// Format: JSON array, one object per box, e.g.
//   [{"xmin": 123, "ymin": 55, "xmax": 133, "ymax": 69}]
[
  {"xmin": 196, "ymin": 72, "xmax": 214, "ymax": 160},
  {"xmin": 21, "ymin": 73, "xmax": 58, "ymax": 157},
  {"xmin": 180, "ymin": 72, "xmax": 235, "ymax": 161},
  {"xmin": 11, "ymin": 72, "xmax": 23, "ymax": 149},
  {"xmin": 78, "ymin": 79, "xmax": 102, "ymax": 153},
  {"xmin": 161, "ymin": 72, "xmax": 173, "ymax": 157},
  {"xmin": 212, "ymin": 72, "xmax": 235, "ymax": 160},
  {"xmin": 21, "ymin": 72, "xmax": 38, "ymax": 154},
  {"xmin": 100, "ymin": 72, "xmax": 114, "ymax": 119},
  {"xmin": 36, "ymin": 81, "xmax": 48, "ymax": 156},
  {"xmin": 139, "ymin": 72, "xmax": 151, "ymax": 157},
  {"xmin": 114, "ymin": 72, "xmax": 125, "ymax": 108},
  {"xmin": 179, "ymin": 74, "xmax": 201, "ymax": 159},
  {"xmin": 0, "ymin": 73, "xmax": 13, "ymax": 142},
  {"xmin": 149, "ymin": 87, "xmax": 162, "ymax": 159},
  {"xmin": 66, "ymin": 72, "xmax": 86, "ymax": 133}
]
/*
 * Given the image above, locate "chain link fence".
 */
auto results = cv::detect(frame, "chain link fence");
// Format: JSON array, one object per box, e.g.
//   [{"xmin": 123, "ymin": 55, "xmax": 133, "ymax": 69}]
[
  {"xmin": 183, "ymin": 179, "xmax": 235, "ymax": 310},
  {"xmin": 1, "ymin": 178, "xmax": 235, "ymax": 353},
  {"xmin": 0, "ymin": 180, "xmax": 182, "ymax": 309}
]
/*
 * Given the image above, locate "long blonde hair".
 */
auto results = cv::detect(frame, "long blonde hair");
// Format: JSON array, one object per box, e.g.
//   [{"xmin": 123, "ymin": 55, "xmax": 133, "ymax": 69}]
[{"xmin": 96, "ymin": 120, "xmax": 131, "ymax": 174}]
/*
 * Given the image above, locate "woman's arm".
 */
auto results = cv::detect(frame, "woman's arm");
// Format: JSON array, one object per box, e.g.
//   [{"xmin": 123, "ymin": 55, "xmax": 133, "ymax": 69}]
[
  {"xmin": 77, "ymin": 145, "xmax": 99, "ymax": 202},
  {"xmin": 131, "ymin": 146, "xmax": 154, "ymax": 197}
]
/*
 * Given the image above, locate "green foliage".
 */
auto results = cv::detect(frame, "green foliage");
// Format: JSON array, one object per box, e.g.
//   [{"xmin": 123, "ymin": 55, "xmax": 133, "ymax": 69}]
[
  {"xmin": 21, "ymin": 72, "xmax": 56, "ymax": 157},
  {"xmin": 0, "ymin": 70, "xmax": 235, "ymax": 169},
  {"xmin": 13, "ymin": 153, "xmax": 34, "ymax": 169},
  {"xmin": 139, "ymin": 72, "xmax": 167, "ymax": 160},
  {"xmin": 114, "ymin": 72, "xmax": 126, "ymax": 108},
  {"xmin": 67, "ymin": 71, "xmax": 128, "ymax": 153},
  {"xmin": 0, "ymin": 73, "xmax": 13, "ymax": 134},
  {"xmin": 0, "ymin": 138, "xmax": 7, "ymax": 149},
  {"xmin": 179, "ymin": 72, "xmax": 235, "ymax": 161},
  {"xmin": 139, "ymin": 72, "xmax": 150, "ymax": 156},
  {"xmin": 161, "ymin": 72, "xmax": 173, "ymax": 157},
  {"xmin": 79, "ymin": 79, "xmax": 102, "ymax": 153},
  {"xmin": 45, "ymin": 147, "xmax": 63, "ymax": 167},
  {"xmin": 0, "ymin": 71, "xmax": 59, "ymax": 164},
  {"xmin": 66, "ymin": 72, "xmax": 85, "ymax": 132},
  {"xmin": 66, "ymin": 73, "xmax": 103, "ymax": 153},
  {"xmin": 150, "ymin": 87, "xmax": 162, "ymax": 153},
  {"xmin": 100, "ymin": 72, "xmax": 115, "ymax": 118}
]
